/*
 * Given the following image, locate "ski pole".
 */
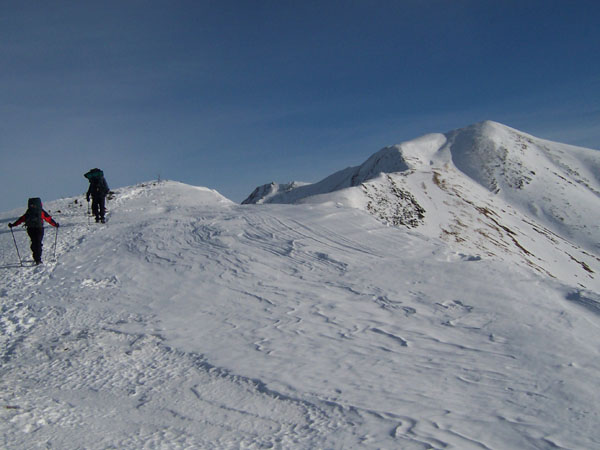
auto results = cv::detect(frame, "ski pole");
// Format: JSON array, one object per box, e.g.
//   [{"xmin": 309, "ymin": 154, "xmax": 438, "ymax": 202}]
[
  {"xmin": 10, "ymin": 226, "xmax": 23, "ymax": 267},
  {"xmin": 87, "ymin": 199, "xmax": 91, "ymax": 225},
  {"xmin": 53, "ymin": 226, "xmax": 59, "ymax": 261}
]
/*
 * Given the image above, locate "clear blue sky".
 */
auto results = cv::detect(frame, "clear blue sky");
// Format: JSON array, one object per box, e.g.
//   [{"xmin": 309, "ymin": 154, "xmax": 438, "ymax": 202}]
[{"xmin": 1, "ymin": 0, "xmax": 599, "ymax": 211}]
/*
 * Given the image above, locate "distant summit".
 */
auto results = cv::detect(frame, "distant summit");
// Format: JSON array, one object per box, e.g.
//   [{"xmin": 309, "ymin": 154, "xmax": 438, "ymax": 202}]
[
  {"xmin": 244, "ymin": 121, "xmax": 600, "ymax": 287},
  {"xmin": 244, "ymin": 120, "xmax": 599, "ymax": 204},
  {"xmin": 242, "ymin": 181, "xmax": 308, "ymax": 205}
]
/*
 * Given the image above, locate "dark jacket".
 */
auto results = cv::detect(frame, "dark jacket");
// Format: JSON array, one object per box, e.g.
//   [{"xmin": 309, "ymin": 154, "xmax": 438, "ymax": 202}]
[{"xmin": 85, "ymin": 168, "xmax": 110, "ymax": 199}]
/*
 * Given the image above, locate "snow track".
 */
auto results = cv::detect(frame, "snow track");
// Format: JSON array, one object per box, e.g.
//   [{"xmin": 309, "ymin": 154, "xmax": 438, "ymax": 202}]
[
  {"xmin": 2, "ymin": 323, "xmax": 354, "ymax": 449},
  {"xmin": 1, "ymin": 189, "xmax": 356, "ymax": 448},
  {"xmin": 2, "ymin": 181, "xmax": 600, "ymax": 449}
]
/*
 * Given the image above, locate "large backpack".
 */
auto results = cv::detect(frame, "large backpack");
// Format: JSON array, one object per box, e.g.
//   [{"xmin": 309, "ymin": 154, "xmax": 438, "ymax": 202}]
[
  {"xmin": 84, "ymin": 168, "xmax": 109, "ymax": 197},
  {"xmin": 24, "ymin": 197, "xmax": 43, "ymax": 228},
  {"xmin": 84, "ymin": 168, "xmax": 104, "ymax": 181}
]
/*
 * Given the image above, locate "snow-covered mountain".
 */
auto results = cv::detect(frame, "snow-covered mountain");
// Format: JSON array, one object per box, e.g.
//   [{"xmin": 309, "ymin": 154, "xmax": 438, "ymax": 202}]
[
  {"xmin": 1, "ymin": 123, "xmax": 600, "ymax": 448},
  {"xmin": 244, "ymin": 121, "xmax": 600, "ymax": 291}
]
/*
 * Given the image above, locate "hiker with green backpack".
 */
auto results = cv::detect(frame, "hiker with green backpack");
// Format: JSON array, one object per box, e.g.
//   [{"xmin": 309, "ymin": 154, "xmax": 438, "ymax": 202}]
[
  {"xmin": 8, "ymin": 197, "xmax": 59, "ymax": 265},
  {"xmin": 85, "ymin": 168, "xmax": 110, "ymax": 223}
]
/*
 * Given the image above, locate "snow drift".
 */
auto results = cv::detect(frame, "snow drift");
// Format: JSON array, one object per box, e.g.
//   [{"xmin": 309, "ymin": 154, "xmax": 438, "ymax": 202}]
[{"xmin": 1, "ymin": 122, "xmax": 600, "ymax": 448}]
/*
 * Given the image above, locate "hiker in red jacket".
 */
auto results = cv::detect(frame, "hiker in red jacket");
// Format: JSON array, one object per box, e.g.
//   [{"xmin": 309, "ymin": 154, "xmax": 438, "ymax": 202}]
[{"xmin": 8, "ymin": 197, "xmax": 59, "ymax": 265}]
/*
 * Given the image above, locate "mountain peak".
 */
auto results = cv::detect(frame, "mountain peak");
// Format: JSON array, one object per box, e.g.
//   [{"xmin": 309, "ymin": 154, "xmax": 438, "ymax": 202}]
[{"xmin": 243, "ymin": 121, "xmax": 600, "ymax": 290}]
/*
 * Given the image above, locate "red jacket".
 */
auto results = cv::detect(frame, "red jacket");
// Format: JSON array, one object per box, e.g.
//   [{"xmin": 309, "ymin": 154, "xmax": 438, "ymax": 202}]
[{"xmin": 13, "ymin": 209, "xmax": 58, "ymax": 228}]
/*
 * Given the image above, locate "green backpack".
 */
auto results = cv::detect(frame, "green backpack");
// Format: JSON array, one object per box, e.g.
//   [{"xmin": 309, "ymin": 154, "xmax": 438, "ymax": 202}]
[{"xmin": 84, "ymin": 168, "xmax": 104, "ymax": 180}]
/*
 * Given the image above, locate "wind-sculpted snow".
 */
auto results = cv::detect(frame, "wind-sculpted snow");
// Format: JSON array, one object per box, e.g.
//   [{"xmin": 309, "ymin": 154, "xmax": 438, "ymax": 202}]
[
  {"xmin": 245, "ymin": 121, "xmax": 600, "ymax": 292},
  {"xmin": 2, "ymin": 180, "xmax": 600, "ymax": 448}
]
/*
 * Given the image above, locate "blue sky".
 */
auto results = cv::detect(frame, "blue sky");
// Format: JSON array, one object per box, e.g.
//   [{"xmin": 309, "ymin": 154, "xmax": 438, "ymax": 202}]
[{"xmin": 1, "ymin": 0, "xmax": 599, "ymax": 212}]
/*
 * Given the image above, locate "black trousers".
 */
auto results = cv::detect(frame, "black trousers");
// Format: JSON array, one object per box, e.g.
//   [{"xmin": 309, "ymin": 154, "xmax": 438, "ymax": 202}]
[
  {"xmin": 27, "ymin": 227, "xmax": 44, "ymax": 263},
  {"xmin": 91, "ymin": 196, "xmax": 106, "ymax": 220}
]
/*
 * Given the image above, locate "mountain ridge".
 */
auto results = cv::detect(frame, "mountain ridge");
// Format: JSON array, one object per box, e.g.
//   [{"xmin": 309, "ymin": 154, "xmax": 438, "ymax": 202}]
[
  {"xmin": 243, "ymin": 121, "xmax": 600, "ymax": 290},
  {"xmin": 2, "ymin": 177, "xmax": 600, "ymax": 448}
]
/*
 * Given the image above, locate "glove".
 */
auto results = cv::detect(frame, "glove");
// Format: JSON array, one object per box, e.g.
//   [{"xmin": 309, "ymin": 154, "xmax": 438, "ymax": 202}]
[
  {"xmin": 55, "ymin": 223, "xmax": 60, "ymax": 228},
  {"xmin": 8, "ymin": 223, "xmax": 13, "ymax": 228}
]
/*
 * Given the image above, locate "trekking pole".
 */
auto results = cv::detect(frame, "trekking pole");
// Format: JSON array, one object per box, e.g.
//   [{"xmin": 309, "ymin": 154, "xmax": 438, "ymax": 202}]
[
  {"xmin": 53, "ymin": 226, "xmax": 59, "ymax": 261},
  {"xmin": 87, "ymin": 199, "xmax": 91, "ymax": 225},
  {"xmin": 10, "ymin": 227, "xmax": 23, "ymax": 267}
]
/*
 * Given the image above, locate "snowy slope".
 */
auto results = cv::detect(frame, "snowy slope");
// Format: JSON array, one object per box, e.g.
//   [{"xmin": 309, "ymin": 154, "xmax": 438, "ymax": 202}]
[
  {"xmin": 244, "ymin": 121, "xmax": 600, "ymax": 292},
  {"xmin": 2, "ymin": 180, "xmax": 600, "ymax": 449}
]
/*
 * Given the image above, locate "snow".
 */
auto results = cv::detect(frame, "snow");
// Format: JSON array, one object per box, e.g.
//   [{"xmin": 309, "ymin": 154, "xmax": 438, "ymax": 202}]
[
  {"xmin": 2, "ymin": 122, "xmax": 600, "ymax": 449},
  {"xmin": 245, "ymin": 120, "xmax": 600, "ymax": 292}
]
